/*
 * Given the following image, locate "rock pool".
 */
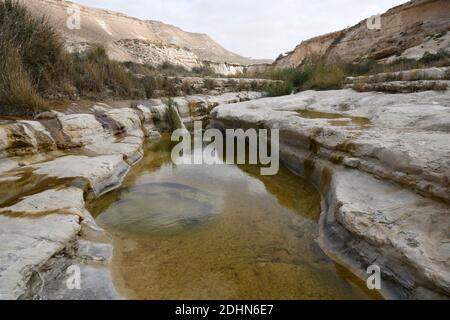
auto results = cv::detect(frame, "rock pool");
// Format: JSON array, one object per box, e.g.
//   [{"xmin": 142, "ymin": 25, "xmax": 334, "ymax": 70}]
[{"xmin": 91, "ymin": 136, "xmax": 379, "ymax": 300}]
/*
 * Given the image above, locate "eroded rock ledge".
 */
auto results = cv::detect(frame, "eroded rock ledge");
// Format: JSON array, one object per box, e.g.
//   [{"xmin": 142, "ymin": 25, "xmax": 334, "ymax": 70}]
[
  {"xmin": 211, "ymin": 89, "xmax": 450, "ymax": 299},
  {"xmin": 0, "ymin": 91, "xmax": 262, "ymax": 300}
]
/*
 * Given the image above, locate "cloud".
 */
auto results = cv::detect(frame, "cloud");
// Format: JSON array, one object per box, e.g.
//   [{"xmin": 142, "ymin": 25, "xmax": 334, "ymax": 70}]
[{"xmin": 73, "ymin": 0, "xmax": 406, "ymax": 59}]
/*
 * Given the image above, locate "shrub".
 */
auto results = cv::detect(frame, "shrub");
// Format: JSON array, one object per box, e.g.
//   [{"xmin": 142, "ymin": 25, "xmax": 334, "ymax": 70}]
[
  {"xmin": 264, "ymin": 82, "xmax": 293, "ymax": 97},
  {"xmin": 250, "ymin": 80, "xmax": 259, "ymax": 91},
  {"xmin": 445, "ymin": 69, "xmax": 450, "ymax": 80},
  {"xmin": 159, "ymin": 61, "xmax": 189, "ymax": 76},
  {"xmin": 237, "ymin": 81, "xmax": 250, "ymax": 91},
  {"xmin": 304, "ymin": 60, "xmax": 345, "ymax": 90},
  {"xmin": 344, "ymin": 59, "xmax": 380, "ymax": 76},
  {"xmin": 70, "ymin": 45, "xmax": 143, "ymax": 98},
  {"xmin": 141, "ymin": 75, "xmax": 157, "ymax": 98},
  {"xmin": 161, "ymin": 77, "xmax": 179, "ymax": 97},
  {"xmin": 204, "ymin": 78, "xmax": 217, "ymax": 90},
  {"xmin": 0, "ymin": 43, "xmax": 48, "ymax": 115},
  {"xmin": 226, "ymin": 79, "xmax": 238, "ymax": 88},
  {"xmin": 0, "ymin": 0, "xmax": 68, "ymax": 91}
]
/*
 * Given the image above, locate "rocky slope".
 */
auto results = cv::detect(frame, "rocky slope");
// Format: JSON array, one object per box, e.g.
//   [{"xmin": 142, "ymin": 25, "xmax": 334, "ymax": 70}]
[
  {"xmin": 20, "ymin": 0, "xmax": 270, "ymax": 74},
  {"xmin": 211, "ymin": 89, "xmax": 450, "ymax": 299},
  {"xmin": 258, "ymin": 0, "xmax": 450, "ymax": 71}
]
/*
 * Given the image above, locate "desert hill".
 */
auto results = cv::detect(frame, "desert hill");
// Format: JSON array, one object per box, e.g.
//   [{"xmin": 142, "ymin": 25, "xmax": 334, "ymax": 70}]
[{"xmin": 21, "ymin": 0, "xmax": 271, "ymax": 74}]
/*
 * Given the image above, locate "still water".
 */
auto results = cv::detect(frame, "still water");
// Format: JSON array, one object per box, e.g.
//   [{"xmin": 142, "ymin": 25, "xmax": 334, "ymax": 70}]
[{"xmin": 91, "ymin": 136, "xmax": 379, "ymax": 300}]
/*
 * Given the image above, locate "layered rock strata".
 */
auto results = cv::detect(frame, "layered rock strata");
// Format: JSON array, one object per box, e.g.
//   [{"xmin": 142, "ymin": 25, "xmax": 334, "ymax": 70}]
[
  {"xmin": 211, "ymin": 89, "xmax": 450, "ymax": 299},
  {"xmin": 0, "ymin": 91, "xmax": 262, "ymax": 300}
]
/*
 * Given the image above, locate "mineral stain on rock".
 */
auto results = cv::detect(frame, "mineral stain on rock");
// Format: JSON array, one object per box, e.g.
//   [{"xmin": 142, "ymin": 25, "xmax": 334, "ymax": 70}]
[{"xmin": 294, "ymin": 109, "xmax": 372, "ymax": 128}]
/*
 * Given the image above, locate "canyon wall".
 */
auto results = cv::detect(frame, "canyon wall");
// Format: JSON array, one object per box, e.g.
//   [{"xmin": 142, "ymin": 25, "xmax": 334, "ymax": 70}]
[
  {"xmin": 274, "ymin": 31, "xmax": 344, "ymax": 69},
  {"xmin": 252, "ymin": 0, "xmax": 450, "ymax": 73}
]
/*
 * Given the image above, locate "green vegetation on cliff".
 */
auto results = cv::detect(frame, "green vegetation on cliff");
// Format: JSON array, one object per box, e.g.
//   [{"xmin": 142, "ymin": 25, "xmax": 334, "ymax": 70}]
[{"xmin": 259, "ymin": 51, "xmax": 450, "ymax": 97}]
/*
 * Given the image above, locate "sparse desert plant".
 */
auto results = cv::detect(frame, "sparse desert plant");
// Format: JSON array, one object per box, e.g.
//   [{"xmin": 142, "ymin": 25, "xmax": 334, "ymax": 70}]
[
  {"xmin": 70, "ymin": 45, "xmax": 144, "ymax": 98},
  {"xmin": 181, "ymin": 80, "xmax": 194, "ymax": 95},
  {"xmin": 204, "ymin": 78, "xmax": 217, "ymax": 90},
  {"xmin": 159, "ymin": 61, "xmax": 190, "ymax": 76},
  {"xmin": 0, "ymin": 0, "xmax": 69, "ymax": 91},
  {"xmin": 0, "ymin": 0, "xmax": 67, "ymax": 115},
  {"xmin": 141, "ymin": 75, "xmax": 157, "ymax": 98},
  {"xmin": 445, "ymin": 69, "xmax": 450, "ymax": 80},
  {"xmin": 237, "ymin": 81, "xmax": 250, "ymax": 91},
  {"xmin": 226, "ymin": 79, "xmax": 238, "ymax": 89},
  {"xmin": 264, "ymin": 82, "xmax": 293, "ymax": 97},
  {"xmin": 250, "ymin": 80, "xmax": 259, "ymax": 91},
  {"xmin": 0, "ymin": 43, "xmax": 48, "ymax": 115},
  {"xmin": 302, "ymin": 58, "xmax": 345, "ymax": 90},
  {"xmin": 191, "ymin": 66, "xmax": 216, "ymax": 77},
  {"xmin": 430, "ymin": 82, "xmax": 448, "ymax": 91},
  {"xmin": 161, "ymin": 77, "xmax": 180, "ymax": 97}
]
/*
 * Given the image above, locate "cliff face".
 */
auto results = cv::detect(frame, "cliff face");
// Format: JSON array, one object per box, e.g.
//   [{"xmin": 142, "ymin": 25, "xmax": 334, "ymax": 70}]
[
  {"xmin": 274, "ymin": 31, "xmax": 344, "ymax": 69},
  {"xmin": 269, "ymin": 0, "xmax": 450, "ymax": 70},
  {"xmin": 327, "ymin": 0, "xmax": 450, "ymax": 62},
  {"xmin": 21, "ymin": 0, "xmax": 270, "ymax": 72}
]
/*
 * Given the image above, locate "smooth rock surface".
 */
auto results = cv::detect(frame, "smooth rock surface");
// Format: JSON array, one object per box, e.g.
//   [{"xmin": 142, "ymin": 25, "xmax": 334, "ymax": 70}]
[
  {"xmin": 212, "ymin": 89, "xmax": 450, "ymax": 298},
  {"xmin": 0, "ymin": 91, "xmax": 264, "ymax": 300}
]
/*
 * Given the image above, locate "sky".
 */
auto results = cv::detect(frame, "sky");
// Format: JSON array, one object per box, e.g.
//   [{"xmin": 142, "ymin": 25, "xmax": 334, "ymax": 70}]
[{"xmin": 74, "ymin": 0, "xmax": 407, "ymax": 60}]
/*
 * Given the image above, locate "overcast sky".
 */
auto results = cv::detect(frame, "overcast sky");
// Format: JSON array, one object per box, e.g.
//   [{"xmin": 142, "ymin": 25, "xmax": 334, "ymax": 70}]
[{"xmin": 74, "ymin": 0, "xmax": 407, "ymax": 59}]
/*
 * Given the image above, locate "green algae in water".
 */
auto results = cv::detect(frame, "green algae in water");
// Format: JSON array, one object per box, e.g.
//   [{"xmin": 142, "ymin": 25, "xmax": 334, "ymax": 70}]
[
  {"xmin": 293, "ymin": 109, "xmax": 371, "ymax": 127},
  {"xmin": 94, "ymin": 136, "xmax": 381, "ymax": 300}
]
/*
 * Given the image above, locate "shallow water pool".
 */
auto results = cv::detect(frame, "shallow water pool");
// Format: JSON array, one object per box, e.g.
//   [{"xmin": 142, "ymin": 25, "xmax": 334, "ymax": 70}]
[{"xmin": 91, "ymin": 136, "xmax": 379, "ymax": 300}]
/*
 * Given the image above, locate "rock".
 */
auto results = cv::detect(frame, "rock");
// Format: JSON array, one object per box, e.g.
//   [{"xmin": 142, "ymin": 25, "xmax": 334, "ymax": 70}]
[
  {"xmin": 31, "ymin": 155, "xmax": 130, "ymax": 197},
  {"xmin": 38, "ymin": 265, "xmax": 122, "ymax": 300},
  {"xmin": 22, "ymin": 0, "xmax": 265, "ymax": 74},
  {"xmin": 0, "ymin": 91, "xmax": 265, "ymax": 300},
  {"xmin": 77, "ymin": 240, "xmax": 113, "ymax": 262},
  {"xmin": 34, "ymin": 111, "xmax": 58, "ymax": 120},
  {"xmin": 0, "ymin": 188, "xmax": 87, "ymax": 300},
  {"xmin": 57, "ymin": 113, "xmax": 107, "ymax": 147},
  {"xmin": 343, "ymin": 157, "xmax": 360, "ymax": 168},
  {"xmin": 261, "ymin": 0, "xmax": 450, "ymax": 71},
  {"xmin": 346, "ymin": 67, "xmax": 450, "ymax": 84},
  {"xmin": 212, "ymin": 88, "xmax": 450, "ymax": 298}
]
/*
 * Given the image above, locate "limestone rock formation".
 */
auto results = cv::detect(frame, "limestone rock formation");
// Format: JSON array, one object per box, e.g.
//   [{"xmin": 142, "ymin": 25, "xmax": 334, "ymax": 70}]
[
  {"xmin": 211, "ymin": 89, "xmax": 450, "ymax": 299},
  {"xmin": 0, "ymin": 91, "xmax": 263, "ymax": 299},
  {"xmin": 21, "ymin": 0, "xmax": 271, "ymax": 73}
]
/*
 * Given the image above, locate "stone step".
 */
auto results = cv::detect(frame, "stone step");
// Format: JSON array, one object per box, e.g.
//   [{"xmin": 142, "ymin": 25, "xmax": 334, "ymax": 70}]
[
  {"xmin": 346, "ymin": 67, "xmax": 450, "ymax": 85},
  {"xmin": 346, "ymin": 80, "xmax": 449, "ymax": 93}
]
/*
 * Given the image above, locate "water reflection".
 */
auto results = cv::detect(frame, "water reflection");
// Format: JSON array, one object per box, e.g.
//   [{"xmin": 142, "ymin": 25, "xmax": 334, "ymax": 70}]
[{"xmin": 92, "ymin": 135, "xmax": 380, "ymax": 300}]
